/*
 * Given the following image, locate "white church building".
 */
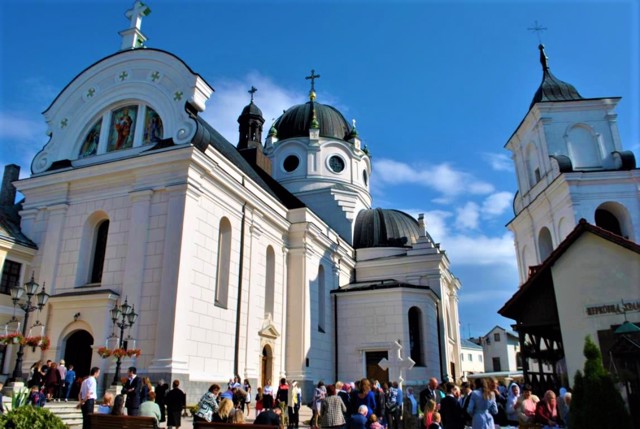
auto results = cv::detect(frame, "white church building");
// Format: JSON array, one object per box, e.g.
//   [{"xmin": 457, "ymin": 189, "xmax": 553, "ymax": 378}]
[{"xmin": 0, "ymin": 3, "xmax": 462, "ymax": 399}]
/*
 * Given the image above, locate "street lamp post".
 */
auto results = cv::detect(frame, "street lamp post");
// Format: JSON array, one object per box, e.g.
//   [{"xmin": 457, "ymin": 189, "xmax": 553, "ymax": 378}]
[
  {"xmin": 110, "ymin": 297, "xmax": 138, "ymax": 385},
  {"xmin": 10, "ymin": 273, "xmax": 49, "ymax": 380}
]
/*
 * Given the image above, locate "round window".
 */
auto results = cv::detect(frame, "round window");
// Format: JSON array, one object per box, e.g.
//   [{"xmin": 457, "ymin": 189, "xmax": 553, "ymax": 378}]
[
  {"xmin": 283, "ymin": 155, "xmax": 300, "ymax": 172},
  {"xmin": 329, "ymin": 155, "xmax": 345, "ymax": 173}
]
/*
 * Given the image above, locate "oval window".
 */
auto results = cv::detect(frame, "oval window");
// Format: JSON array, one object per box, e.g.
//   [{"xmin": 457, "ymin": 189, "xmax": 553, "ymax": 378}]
[
  {"xmin": 329, "ymin": 155, "xmax": 345, "ymax": 173},
  {"xmin": 283, "ymin": 155, "xmax": 300, "ymax": 172}
]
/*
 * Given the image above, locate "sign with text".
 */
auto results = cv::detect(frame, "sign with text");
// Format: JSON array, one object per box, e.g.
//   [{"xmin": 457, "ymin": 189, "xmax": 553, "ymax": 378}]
[{"xmin": 585, "ymin": 299, "xmax": 640, "ymax": 317}]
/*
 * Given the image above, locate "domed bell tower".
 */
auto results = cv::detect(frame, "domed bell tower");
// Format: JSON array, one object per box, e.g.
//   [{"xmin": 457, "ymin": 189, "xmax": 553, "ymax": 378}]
[{"xmin": 237, "ymin": 86, "xmax": 271, "ymax": 174}]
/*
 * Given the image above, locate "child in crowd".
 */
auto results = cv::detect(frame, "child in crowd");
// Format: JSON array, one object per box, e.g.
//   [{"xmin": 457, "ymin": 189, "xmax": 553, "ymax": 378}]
[
  {"xmin": 427, "ymin": 412, "xmax": 442, "ymax": 429},
  {"xmin": 27, "ymin": 386, "xmax": 46, "ymax": 407},
  {"xmin": 369, "ymin": 414, "xmax": 384, "ymax": 429},
  {"xmin": 255, "ymin": 387, "xmax": 264, "ymax": 415}
]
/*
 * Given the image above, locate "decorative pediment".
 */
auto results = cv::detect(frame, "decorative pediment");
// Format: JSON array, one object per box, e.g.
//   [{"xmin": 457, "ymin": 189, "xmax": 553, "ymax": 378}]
[
  {"xmin": 258, "ymin": 313, "xmax": 280, "ymax": 339},
  {"xmin": 32, "ymin": 48, "xmax": 214, "ymax": 174}
]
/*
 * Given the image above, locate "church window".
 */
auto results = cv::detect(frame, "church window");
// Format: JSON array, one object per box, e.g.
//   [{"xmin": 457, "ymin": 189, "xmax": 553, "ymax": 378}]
[
  {"xmin": 595, "ymin": 208, "xmax": 622, "ymax": 236},
  {"xmin": 143, "ymin": 107, "xmax": 164, "ymax": 144},
  {"xmin": 0, "ymin": 259, "xmax": 22, "ymax": 295},
  {"xmin": 363, "ymin": 170, "xmax": 368, "ymax": 186},
  {"xmin": 78, "ymin": 119, "xmax": 102, "ymax": 158},
  {"xmin": 90, "ymin": 220, "xmax": 109, "ymax": 284},
  {"xmin": 537, "ymin": 227, "xmax": 553, "ymax": 262},
  {"xmin": 408, "ymin": 307, "xmax": 424, "ymax": 366},
  {"xmin": 283, "ymin": 155, "xmax": 300, "ymax": 172},
  {"xmin": 567, "ymin": 125, "xmax": 602, "ymax": 169},
  {"xmin": 318, "ymin": 265, "xmax": 325, "ymax": 333},
  {"xmin": 78, "ymin": 104, "xmax": 163, "ymax": 158},
  {"xmin": 215, "ymin": 217, "xmax": 232, "ymax": 308},
  {"xmin": 525, "ymin": 143, "xmax": 539, "ymax": 188},
  {"xmin": 108, "ymin": 105, "xmax": 138, "ymax": 152},
  {"xmin": 265, "ymin": 246, "xmax": 275, "ymax": 318},
  {"xmin": 328, "ymin": 155, "xmax": 345, "ymax": 173}
]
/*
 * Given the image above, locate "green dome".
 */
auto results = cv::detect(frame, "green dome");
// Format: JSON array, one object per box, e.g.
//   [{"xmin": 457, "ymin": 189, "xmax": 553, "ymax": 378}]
[{"xmin": 274, "ymin": 101, "xmax": 352, "ymax": 140}]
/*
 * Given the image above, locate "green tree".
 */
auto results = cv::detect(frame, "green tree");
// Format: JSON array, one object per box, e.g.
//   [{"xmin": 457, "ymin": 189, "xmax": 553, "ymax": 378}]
[
  {"xmin": 0, "ymin": 405, "xmax": 67, "ymax": 429},
  {"xmin": 570, "ymin": 336, "xmax": 632, "ymax": 429}
]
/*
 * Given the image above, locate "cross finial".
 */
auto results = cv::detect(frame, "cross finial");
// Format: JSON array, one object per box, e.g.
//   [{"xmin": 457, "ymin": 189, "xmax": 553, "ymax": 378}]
[
  {"xmin": 126, "ymin": 1, "xmax": 151, "ymax": 32},
  {"xmin": 248, "ymin": 86, "xmax": 257, "ymax": 102},
  {"xmin": 527, "ymin": 20, "xmax": 547, "ymax": 44},
  {"xmin": 305, "ymin": 69, "xmax": 321, "ymax": 92}
]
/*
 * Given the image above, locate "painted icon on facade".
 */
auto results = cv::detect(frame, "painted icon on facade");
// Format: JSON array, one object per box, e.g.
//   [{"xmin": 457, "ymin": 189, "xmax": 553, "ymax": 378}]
[
  {"xmin": 78, "ymin": 119, "xmax": 102, "ymax": 158},
  {"xmin": 108, "ymin": 105, "xmax": 137, "ymax": 152},
  {"xmin": 143, "ymin": 107, "xmax": 163, "ymax": 144}
]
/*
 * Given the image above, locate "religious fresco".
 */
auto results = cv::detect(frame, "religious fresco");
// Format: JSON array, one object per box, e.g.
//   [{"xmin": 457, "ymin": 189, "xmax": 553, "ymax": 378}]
[
  {"xmin": 143, "ymin": 107, "xmax": 163, "ymax": 144},
  {"xmin": 78, "ymin": 119, "xmax": 102, "ymax": 158},
  {"xmin": 107, "ymin": 105, "xmax": 137, "ymax": 152}
]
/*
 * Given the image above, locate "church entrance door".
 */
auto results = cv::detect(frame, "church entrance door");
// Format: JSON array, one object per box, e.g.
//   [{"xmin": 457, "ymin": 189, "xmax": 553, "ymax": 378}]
[
  {"xmin": 261, "ymin": 345, "xmax": 273, "ymax": 387},
  {"xmin": 64, "ymin": 330, "xmax": 94, "ymax": 378},
  {"xmin": 366, "ymin": 351, "xmax": 389, "ymax": 384}
]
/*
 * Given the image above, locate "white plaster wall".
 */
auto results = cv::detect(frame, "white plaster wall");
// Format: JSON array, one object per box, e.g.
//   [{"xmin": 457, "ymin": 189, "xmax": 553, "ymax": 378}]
[
  {"xmin": 551, "ymin": 232, "xmax": 640, "ymax": 385},
  {"xmin": 335, "ymin": 287, "xmax": 438, "ymax": 385},
  {"xmin": 460, "ymin": 346, "xmax": 485, "ymax": 374}
]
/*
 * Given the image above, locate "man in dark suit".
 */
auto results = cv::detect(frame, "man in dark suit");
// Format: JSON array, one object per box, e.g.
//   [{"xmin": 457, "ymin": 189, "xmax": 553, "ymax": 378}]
[
  {"xmin": 419, "ymin": 377, "xmax": 440, "ymax": 412},
  {"xmin": 122, "ymin": 366, "xmax": 142, "ymax": 416},
  {"xmin": 439, "ymin": 383, "xmax": 464, "ymax": 429}
]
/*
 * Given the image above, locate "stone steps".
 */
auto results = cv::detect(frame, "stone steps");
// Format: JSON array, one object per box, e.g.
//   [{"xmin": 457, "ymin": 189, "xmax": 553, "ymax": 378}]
[{"xmin": 44, "ymin": 400, "xmax": 85, "ymax": 428}]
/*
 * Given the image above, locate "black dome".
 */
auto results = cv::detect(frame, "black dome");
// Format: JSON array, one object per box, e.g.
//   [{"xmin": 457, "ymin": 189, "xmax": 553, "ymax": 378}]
[
  {"xmin": 274, "ymin": 101, "xmax": 351, "ymax": 140},
  {"xmin": 530, "ymin": 45, "xmax": 583, "ymax": 109},
  {"xmin": 240, "ymin": 101, "xmax": 263, "ymax": 117},
  {"xmin": 353, "ymin": 208, "xmax": 421, "ymax": 249}
]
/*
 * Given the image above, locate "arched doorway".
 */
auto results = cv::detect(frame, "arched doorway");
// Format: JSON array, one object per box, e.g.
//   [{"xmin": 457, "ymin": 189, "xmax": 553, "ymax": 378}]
[
  {"xmin": 261, "ymin": 345, "xmax": 273, "ymax": 388},
  {"xmin": 64, "ymin": 330, "xmax": 94, "ymax": 379}
]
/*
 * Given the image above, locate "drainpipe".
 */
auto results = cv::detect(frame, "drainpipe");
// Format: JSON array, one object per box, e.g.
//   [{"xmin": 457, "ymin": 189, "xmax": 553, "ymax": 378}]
[
  {"xmin": 234, "ymin": 203, "xmax": 247, "ymax": 375},
  {"xmin": 334, "ymin": 293, "xmax": 338, "ymax": 381}
]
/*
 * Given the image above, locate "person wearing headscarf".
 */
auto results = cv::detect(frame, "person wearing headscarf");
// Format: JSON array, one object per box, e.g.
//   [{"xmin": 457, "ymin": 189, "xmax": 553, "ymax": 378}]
[{"xmin": 505, "ymin": 382, "xmax": 520, "ymax": 426}]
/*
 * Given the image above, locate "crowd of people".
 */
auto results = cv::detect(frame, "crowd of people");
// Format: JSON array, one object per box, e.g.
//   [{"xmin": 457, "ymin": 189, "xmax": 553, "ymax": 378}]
[{"xmin": 17, "ymin": 361, "xmax": 571, "ymax": 429}]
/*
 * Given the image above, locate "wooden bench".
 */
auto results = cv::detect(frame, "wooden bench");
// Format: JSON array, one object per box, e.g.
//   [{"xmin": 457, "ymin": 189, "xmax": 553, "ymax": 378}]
[
  {"xmin": 193, "ymin": 423, "xmax": 279, "ymax": 429},
  {"xmin": 89, "ymin": 413, "xmax": 157, "ymax": 428}
]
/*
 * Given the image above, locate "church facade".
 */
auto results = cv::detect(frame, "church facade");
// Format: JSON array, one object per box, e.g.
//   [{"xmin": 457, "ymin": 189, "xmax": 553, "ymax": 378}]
[{"xmin": 0, "ymin": 3, "xmax": 461, "ymax": 398}]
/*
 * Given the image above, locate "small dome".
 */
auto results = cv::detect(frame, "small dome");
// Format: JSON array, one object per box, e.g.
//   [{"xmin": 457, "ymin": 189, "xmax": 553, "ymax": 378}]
[
  {"xmin": 353, "ymin": 208, "xmax": 421, "ymax": 249},
  {"xmin": 530, "ymin": 45, "xmax": 583, "ymax": 109},
  {"xmin": 274, "ymin": 101, "xmax": 351, "ymax": 140},
  {"xmin": 240, "ymin": 101, "xmax": 263, "ymax": 117}
]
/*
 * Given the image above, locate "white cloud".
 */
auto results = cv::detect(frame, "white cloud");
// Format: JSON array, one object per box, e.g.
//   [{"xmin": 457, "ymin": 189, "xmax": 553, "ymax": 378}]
[
  {"xmin": 374, "ymin": 158, "xmax": 495, "ymax": 202},
  {"xmin": 481, "ymin": 191, "xmax": 513, "ymax": 217},
  {"xmin": 200, "ymin": 71, "xmax": 306, "ymax": 144},
  {"xmin": 483, "ymin": 152, "xmax": 514, "ymax": 172},
  {"xmin": 0, "ymin": 112, "xmax": 45, "ymax": 142},
  {"xmin": 445, "ymin": 232, "xmax": 516, "ymax": 267},
  {"xmin": 456, "ymin": 202, "xmax": 480, "ymax": 230}
]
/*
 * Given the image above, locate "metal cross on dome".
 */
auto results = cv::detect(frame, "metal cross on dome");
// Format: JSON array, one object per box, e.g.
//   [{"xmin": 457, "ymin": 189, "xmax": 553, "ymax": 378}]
[
  {"xmin": 378, "ymin": 340, "xmax": 415, "ymax": 388},
  {"xmin": 249, "ymin": 86, "xmax": 257, "ymax": 102},
  {"xmin": 305, "ymin": 69, "xmax": 321, "ymax": 92}
]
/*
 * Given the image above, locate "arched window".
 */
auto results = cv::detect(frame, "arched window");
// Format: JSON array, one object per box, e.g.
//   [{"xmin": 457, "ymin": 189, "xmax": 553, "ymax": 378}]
[
  {"xmin": 265, "ymin": 246, "xmax": 275, "ymax": 318},
  {"xmin": 596, "ymin": 209, "xmax": 622, "ymax": 236},
  {"xmin": 318, "ymin": 265, "xmax": 325, "ymax": 333},
  {"xmin": 526, "ymin": 143, "xmax": 540, "ymax": 188},
  {"xmin": 408, "ymin": 307, "xmax": 424, "ymax": 366},
  {"xmin": 215, "ymin": 218, "xmax": 232, "ymax": 308},
  {"xmin": 594, "ymin": 202, "xmax": 633, "ymax": 240},
  {"xmin": 78, "ymin": 104, "xmax": 163, "ymax": 159},
  {"xmin": 538, "ymin": 227, "xmax": 553, "ymax": 262},
  {"xmin": 90, "ymin": 220, "xmax": 109, "ymax": 284},
  {"xmin": 567, "ymin": 125, "xmax": 601, "ymax": 169}
]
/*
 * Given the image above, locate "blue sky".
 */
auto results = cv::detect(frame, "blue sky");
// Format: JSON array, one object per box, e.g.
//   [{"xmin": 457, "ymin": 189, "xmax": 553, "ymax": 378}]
[{"xmin": 1, "ymin": 0, "xmax": 638, "ymax": 339}]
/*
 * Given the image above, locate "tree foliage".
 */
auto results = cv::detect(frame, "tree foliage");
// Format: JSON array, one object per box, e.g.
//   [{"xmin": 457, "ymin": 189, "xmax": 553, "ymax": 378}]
[
  {"xmin": 0, "ymin": 405, "xmax": 67, "ymax": 429},
  {"xmin": 570, "ymin": 336, "xmax": 632, "ymax": 429}
]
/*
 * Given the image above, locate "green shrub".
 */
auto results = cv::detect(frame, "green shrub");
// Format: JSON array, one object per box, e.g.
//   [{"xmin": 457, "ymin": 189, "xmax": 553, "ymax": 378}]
[
  {"xmin": 0, "ymin": 405, "xmax": 67, "ymax": 429},
  {"xmin": 570, "ymin": 336, "xmax": 632, "ymax": 429}
]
